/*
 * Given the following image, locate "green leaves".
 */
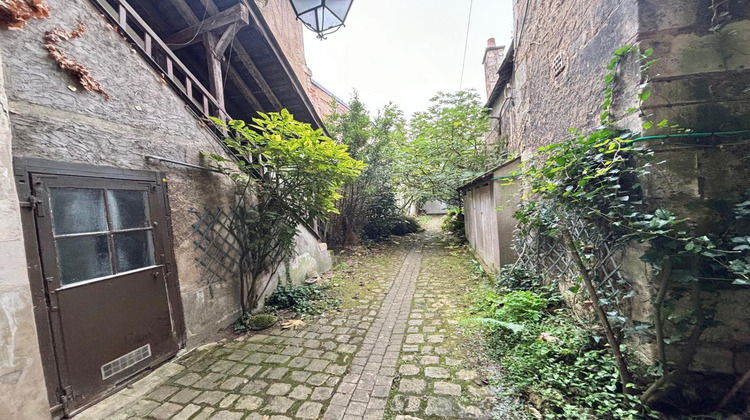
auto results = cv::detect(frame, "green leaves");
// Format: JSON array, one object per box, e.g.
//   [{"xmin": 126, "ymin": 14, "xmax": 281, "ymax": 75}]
[{"xmin": 393, "ymin": 89, "xmax": 493, "ymax": 205}]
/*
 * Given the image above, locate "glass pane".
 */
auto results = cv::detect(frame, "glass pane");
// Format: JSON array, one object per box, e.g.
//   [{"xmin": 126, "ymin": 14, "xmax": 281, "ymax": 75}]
[
  {"xmin": 50, "ymin": 189, "xmax": 107, "ymax": 235},
  {"xmin": 326, "ymin": 0, "xmax": 352, "ymax": 20},
  {"xmin": 320, "ymin": 8, "xmax": 342, "ymax": 31},
  {"xmin": 291, "ymin": 0, "xmax": 321, "ymax": 13},
  {"xmin": 114, "ymin": 230, "xmax": 155, "ymax": 273},
  {"xmin": 57, "ymin": 235, "xmax": 112, "ymax": 285},
  {"xmin": 107, "ymin": 190, "xmax": 150, "ymax": 230},
  {"xmin": 299, "ymin": 9, "xmax": 318, "ymax": 28}
]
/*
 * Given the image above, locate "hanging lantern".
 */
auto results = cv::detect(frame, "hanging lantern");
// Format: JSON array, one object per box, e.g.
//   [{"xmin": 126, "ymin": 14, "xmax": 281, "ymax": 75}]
[{"xmin": 289, "ymin": 0, "xmax": 354, "ymax": 38}]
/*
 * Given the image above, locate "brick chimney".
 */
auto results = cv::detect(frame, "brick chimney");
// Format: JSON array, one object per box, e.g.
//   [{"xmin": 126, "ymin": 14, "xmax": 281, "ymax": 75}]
[{"xmin": 483, "ymin": 38, "xmax": 505, "ymax": 97}]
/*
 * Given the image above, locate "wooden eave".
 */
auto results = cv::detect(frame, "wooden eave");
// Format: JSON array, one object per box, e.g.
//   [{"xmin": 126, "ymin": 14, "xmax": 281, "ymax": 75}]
[
  {"xmin": 458, "ymin": 157, "xmax": 521, "ymax": 193},
  {"xmin": 125, "ymin": 0, "xmax": 325, "ymax": 130}
]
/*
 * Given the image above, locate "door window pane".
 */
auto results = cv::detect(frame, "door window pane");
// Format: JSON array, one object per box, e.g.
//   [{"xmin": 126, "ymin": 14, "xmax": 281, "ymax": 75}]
[
  {"xmin": 50, "ymin": 189, "xmax": 108, "ymax": 235},
  {"xmin": 107, "ymin": 190, "xmax": 150, "ymax": 230},
  {"xmin": 114, "ymin": 230, "xmax": 155, "ymax": 272},
  {"xmin": 57, "ymin": 235, "xmax": 112, "ymax": 285}
]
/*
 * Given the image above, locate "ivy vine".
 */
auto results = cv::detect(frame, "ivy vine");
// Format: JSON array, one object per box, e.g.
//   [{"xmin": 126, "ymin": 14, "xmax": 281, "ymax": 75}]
[{"xmin": 513, "ymin": 45, "xmax": 750, "ymax": 414}]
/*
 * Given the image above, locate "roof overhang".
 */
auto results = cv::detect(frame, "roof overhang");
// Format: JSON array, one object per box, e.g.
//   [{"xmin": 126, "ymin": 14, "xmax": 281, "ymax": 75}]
[
  {"xmin": 485, "ymin": 43, "xmax": 515, "ymax": 109},
  {"xmin": 125, "ymin": 0, "xmax": 325, "ymax": 131},
  {"xmin": 458, "ymin": 157, "xmax": 521, "ymax": 192}
]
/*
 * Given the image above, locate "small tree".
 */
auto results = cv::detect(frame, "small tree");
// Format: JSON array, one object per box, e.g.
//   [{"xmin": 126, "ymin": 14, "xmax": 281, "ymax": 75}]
[
  {"xmin": 326, "ymin": 94, "xmax": 407, "ymax": 247},
  {"xmin": 207, "ymin": 110, "xmax": 364, "ymax": 314},
  {"xmin": 395, "ymin": 90, "xmax": 496, "ymax": 207}
]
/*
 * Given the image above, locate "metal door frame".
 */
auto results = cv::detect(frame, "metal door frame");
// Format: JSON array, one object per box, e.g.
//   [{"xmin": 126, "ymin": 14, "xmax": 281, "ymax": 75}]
[{"xmin": 14, "ymin": 157, "xmax": 185, "ymax": 417}]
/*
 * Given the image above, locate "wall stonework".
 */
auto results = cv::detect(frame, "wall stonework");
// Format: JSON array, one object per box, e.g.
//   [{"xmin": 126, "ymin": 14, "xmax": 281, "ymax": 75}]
[
  {"xmin": 483, "ymin": 38, "xmax": 505, "ymax": 97},
  {"xmin": 635, "ymin": 0, "xmax": 750, "ymax": 390},
  {"xmin": 0, "ymin": 45, "xmax": 50, "ymax": 420},
  {"xmin": 488, "ymin": 0, "xmax": 750, "ymax": 404},
  {"xmin": 0, "ymin": 0, "xmax": 331, "ymax": 414},
  {"xmin": 507, "ymin": 0, "xmax": 641, "ymax": 156}
]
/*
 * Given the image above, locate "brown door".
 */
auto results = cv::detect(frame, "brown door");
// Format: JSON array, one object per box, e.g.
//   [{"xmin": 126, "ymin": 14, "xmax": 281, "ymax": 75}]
[{"xmin": 31, "ymin": 174, "xmax": 180, "ymax": 414}]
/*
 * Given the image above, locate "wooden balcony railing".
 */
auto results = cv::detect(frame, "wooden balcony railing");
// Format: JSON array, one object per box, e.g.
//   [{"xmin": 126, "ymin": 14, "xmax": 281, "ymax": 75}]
[{"xmin": 92, "ymin": 0, "xmax": 229, "ymax": 123}]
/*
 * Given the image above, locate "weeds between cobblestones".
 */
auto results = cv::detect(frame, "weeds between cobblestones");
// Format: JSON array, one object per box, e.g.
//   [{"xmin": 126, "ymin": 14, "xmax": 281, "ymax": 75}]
[{"xmin": 86, "ymin": 218, "xmax": 514, "ymax": 420}]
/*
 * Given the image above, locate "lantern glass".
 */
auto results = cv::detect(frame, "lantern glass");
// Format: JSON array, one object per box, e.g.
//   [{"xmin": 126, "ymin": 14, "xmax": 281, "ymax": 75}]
[{"xmin": 290, "ymin": 0, "xmax": 353, "ymax": 38}]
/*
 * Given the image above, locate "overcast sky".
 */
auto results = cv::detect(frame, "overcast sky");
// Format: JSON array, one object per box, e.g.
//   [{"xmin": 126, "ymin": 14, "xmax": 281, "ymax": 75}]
[{"xmin": 302, "ymin": 0, "xmax": 514, "ymax": 118}]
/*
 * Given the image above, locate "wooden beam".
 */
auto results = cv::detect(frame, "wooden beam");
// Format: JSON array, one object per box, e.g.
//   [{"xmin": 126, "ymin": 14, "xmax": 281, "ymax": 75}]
[
  {"xmin": 165, "ymin": 0, "xmax": 282, "ymax": 113},
  {"xmin": 215, "ymin": 22, "xmax": 239, "ymax": 56},
  {"xmin": 227, "ymin": 65, "xmax": 265, "ymax": 112},
  {"xmin": 203, "ymin": 32, "xmax": 225, "ymax": 111},
  {"xmin": 164, "ymin": 3, "xmax": 248, "ymax": 49},
  {"xmin": 231, "ymin": 45, "xmax": 283, "ymax": 110}
]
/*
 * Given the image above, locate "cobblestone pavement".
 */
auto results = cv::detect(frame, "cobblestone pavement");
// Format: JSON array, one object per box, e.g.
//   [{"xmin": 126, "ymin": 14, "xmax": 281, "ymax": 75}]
[{"xmin": 86, "ymin": 221, "xmax": 499, "ymax": 420}]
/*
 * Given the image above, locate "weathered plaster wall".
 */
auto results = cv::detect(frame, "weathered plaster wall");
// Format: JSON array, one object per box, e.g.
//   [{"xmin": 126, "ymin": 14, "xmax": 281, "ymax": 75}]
[
  {"xmin": 0, "ymin": 0, "xmax": 332, "ymax": 412},
  {"xmin": 1, "ymin": 0, "xmax": 240, "ymax": 350},
  {"xmin": 493, "ymin": 160, "xmax": 522, "ymax": 267},
  {"xmin": 507, "ymin": 0, "xmax": 641, "ymax": 156},
  {"xmin": 0, "ymin": 44, "xmax": 50, "ymax": 420}
]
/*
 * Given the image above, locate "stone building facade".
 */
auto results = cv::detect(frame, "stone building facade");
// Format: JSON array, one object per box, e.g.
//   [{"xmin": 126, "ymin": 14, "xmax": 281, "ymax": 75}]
[
  {"xmin": 465, "ymin": 0, "xmax": 750, "ymax": 410},
  {"xmin": 0, "ymin": 0, "xmax": 332, "ymax": 418}
]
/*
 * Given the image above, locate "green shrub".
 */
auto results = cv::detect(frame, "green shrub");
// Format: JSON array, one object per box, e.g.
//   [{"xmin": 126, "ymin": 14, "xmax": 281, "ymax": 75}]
[
  {"xmin": 474, "ymin": 288, "xmax": 658, "ymax": 419},
  {"xmin": 362, "ymin": 188, "xmax": 399, "ymax": 241},
  {"xmin": 266, "ymin": 283, "xmax": 339, "ymax": 314},
  {"xmin": 441, "ymin": 208, "xmax": 466, "ymax": 241},
  {"xmin": 391, "ymin": 215, "xmax": 422, "ymax": 236},
  {"xmin": 495, "ymin": 291, "xmax": 548, "ymax": 323},
  {"xmin": 495, "ymin": 264, "xmax": 544, "ymax": 292}
]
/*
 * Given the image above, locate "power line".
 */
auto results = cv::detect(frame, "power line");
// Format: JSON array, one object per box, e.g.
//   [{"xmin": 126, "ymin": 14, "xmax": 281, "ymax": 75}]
[{"xmin": 459, "ymin": 0, "xmax": 475, "ymax": 91}]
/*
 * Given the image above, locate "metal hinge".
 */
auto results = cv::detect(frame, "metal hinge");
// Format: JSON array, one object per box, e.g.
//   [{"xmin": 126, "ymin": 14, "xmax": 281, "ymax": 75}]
[
  {"xmin": 59, "ymin": 386, "xmax": 73, "ymax": 409},
  {"xmin": 20, "ymin": 194, "xmax": 43, "ymax": 211}
]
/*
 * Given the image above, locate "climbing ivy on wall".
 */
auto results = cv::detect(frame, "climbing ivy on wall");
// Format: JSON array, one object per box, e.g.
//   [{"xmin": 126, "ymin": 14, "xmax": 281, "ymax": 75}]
[{"xmin": 512, "ymin": 46, "xmax": 750, "ymax": 416}]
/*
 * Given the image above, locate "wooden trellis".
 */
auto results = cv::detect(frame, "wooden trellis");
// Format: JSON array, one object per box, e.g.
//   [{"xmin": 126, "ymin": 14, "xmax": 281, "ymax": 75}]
[
  {"xmin": 190, "ymin": 207, "xmax": 241, "ymax": 297},
  {"xmin": 514, "ymin": 212, "xmax": 632, "ymax": 308}
]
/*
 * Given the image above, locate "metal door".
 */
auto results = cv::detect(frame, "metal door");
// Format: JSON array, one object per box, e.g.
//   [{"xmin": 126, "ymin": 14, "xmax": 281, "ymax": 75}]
[{"xmin": 31, "ymin": 174, "xmax": 179, "ymax": 414}]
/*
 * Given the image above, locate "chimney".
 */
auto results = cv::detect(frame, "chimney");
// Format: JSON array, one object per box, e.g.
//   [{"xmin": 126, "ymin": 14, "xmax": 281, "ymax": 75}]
[{"xmin": 483, "ymin": 38, "xmax": 505, "ymax": 97}]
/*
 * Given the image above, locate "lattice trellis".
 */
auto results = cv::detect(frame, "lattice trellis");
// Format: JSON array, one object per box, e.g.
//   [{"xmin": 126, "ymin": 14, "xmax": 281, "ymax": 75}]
[
  {"xmin": 514, "ymin": 211, "xmax": 632, "ymax": 308},
  {"xmin": 190, "ymin": 207, "xmax": 242, "ymax": 297}
]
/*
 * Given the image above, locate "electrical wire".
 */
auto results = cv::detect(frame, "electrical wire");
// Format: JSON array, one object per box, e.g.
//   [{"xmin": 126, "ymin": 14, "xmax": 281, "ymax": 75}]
[
  {"xmin": 166, "ymin": 4, "xmax": 210, "ymax": 47},
  {"xmin": 459, "ymin": 0, "xmax": 474, "ymax": 91}
]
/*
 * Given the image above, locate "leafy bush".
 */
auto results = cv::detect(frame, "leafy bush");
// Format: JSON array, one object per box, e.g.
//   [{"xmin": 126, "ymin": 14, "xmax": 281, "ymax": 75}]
[
  {"xmin": 441, "ymin": 208, "xmax": 466, "ymax": 240},
  {"xmin": 496, "ymin": 291, "xmax": 548, "ymax": 323},
  {"xmin": 495, "ymin": 264, "xmax": 544, "ymax": 292},
  {"xmin": 266, "ymin": 283, "xmax": 340, "ymax": 314},
  {"xmin": 474, "ymin": 286, "xmax": 657, "ymax": 419},
  {"xmin": 391, "ymin": 215, "xmax": 422, "ymax": 236}
]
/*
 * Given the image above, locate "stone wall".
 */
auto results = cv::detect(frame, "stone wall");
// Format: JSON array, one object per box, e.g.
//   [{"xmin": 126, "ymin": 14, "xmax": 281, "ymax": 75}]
[
  {"xmin": 500, "ymin": 0, "xmax": 750, "ymax": 407},
  {"xmin": 635, "ymin": 0, "xmax": 750, "ymax": 392},
  {"xmin": 0, "ymin": 0, "xmax": 331, "ymax": 414},
  {"xmin": 507, "ymin": 0, "xmax": 641, "ymax": 156},
  {"xmin": 0, "ymin": 45, "xmax": 51, "ymax": 420}
]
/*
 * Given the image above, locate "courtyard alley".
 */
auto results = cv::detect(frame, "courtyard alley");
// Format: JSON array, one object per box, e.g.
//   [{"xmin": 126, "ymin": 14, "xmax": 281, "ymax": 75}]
[{"xmin": 77, "ymin": 219, "xmax": 514, "ymax": 420}]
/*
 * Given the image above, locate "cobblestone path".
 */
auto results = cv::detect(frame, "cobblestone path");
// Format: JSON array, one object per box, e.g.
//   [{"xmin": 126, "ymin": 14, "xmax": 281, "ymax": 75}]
[{"xmin": 82, "ymin": 222, "xmax": 499, "ymax": 420}]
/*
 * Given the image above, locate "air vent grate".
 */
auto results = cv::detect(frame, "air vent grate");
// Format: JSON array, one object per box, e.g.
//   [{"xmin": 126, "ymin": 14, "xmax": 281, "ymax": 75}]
[
  {"xmin": 552, "ymin": 53, "xmax": 566, "ymax": 77},
  {"xmin": 101, "ymin": 344, "xmax": 151, "ymax": 380}
]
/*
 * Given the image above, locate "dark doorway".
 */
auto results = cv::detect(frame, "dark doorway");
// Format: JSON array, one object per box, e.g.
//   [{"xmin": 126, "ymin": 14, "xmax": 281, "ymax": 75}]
[{"xmin": 14, "ymin": 158, "xmax": 184, "ymax": 416}]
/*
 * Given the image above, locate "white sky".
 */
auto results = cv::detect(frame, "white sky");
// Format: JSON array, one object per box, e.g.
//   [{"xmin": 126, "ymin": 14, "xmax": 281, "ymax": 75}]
[{"xmin": 303, "ymin": 0, "xmax": 514, "ymax": 118}]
